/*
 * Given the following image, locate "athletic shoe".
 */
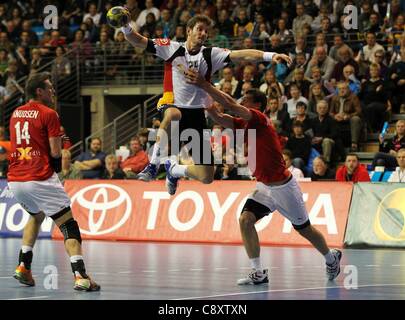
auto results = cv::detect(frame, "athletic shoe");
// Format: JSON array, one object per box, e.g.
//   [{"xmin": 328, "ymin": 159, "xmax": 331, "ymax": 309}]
[
  {"xmin": 74, "ymin": 275, "xmax": 100, "ymax": 292},
  {"xmin": 326, "ymin": 249, "xmax": 342, "ymax": 281},
  {"xmin": 136, "ymin": 163, "xmax": 158, "ymax": 181},
  {"xmin": 14, "ymin": 265, "xmax": 35, "ymax": 286},
  {"xmin": 237, "ymin": 268, "xmax": 269, "ymax": 285},
  {"xmin": 165, "ymin": 159, "xmax": 179, "ymax": 195}
]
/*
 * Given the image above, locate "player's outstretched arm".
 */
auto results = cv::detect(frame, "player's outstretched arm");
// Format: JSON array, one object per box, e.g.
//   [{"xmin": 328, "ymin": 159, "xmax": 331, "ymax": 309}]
[
  {"xmin": 183, "ymin": 68, "xmax": 252, "ymax": 121},
  {"xmin": 229, "ymin": 50, "xmax": 292, "ymax": 65},
  {"xmin": 206, "ymin": 104, "xmax": 235, "ymax": 129},
  {"xmin": 121, "ymin": 23, "xmax": 148, "ymax": 50}
]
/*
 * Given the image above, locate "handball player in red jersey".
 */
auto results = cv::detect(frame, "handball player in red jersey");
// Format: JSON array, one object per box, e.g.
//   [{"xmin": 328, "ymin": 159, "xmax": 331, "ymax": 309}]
[
  {"xmin": 7, "ymin": 72, "xmax": 100, "ymax": 291},
  {"xmin": 183, "ymin": 69, "xmax": 342, "ymax": 285}
]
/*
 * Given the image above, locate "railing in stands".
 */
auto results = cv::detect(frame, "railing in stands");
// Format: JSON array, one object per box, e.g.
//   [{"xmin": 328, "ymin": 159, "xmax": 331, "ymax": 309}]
[
  {"xmin": 69, "ymin": 103, "xmax": 142, "ymax": 160},
  {"xmin": 143, "ymin": 94, "xmax": 163, "ymax": 127}
]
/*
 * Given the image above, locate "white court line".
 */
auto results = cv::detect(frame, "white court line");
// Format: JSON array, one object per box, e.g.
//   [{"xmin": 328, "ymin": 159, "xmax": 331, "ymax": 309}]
[
  {"xmin": 291, "ymin": 266, "xmax": 304, "ymax": 269},
  {"xmin": 215, "ymin": 268, "xmax": 228, "ymax": 271},
  {"xmin": 168, "ymin": 269, "xmax": 181, "ymax": 272},
  {"xmin": 142, "ymin": 270, "xmax": 156, "ymax": 273},
  {"xmin": 190, "ymin": 268, "xmax": 204, "ymax": 271},
  {"xmin": 118, "ymin": 271, "xmax": 131, "ymax": 274},
  {"xmin": 365, "ymin": 265, "xmax": 380, "ymax": 267},
  {"xmin": 392, "ymin": 265, "xmax": 404, "ymax": 267},
  {"xmin": 173, "ymin": 283, "xmax": 405, "ymax": 300},
  {"xmin": 8, "ymin": 296, "xmax": 49, "ymax": 300},
  {"xmin": 0, "ymin": 276, "xmax": 12, "ymax": 279}
]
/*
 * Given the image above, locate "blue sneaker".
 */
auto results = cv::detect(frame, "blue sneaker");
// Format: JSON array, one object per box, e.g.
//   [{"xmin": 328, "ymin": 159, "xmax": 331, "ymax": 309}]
[
  {"xmin": 164, "ymin": 160, "xmax": 179, "ymax": 195},
  {"xmin": 136, "ymin": 163, "xmax": 158, "ymax": 181}
]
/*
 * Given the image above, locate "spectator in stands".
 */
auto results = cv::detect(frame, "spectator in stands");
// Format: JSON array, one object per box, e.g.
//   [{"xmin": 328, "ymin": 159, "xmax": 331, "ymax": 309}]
[
  {"xmin": 388, "ymin": 148, "xmax": 405, "ymax": 182},
  {"xmin": 217, "ymin": 67, "xmax": 238, "ymax": 96},
  {"xmin": 208, "ymin": 26, "xmax": 229, "ymax": 49},
  {"xmin": 357, "ymin": 32, "xmax": 385, "ymax": 65},
  {"xmin": 289, "ymin": 33, "xmax": 311, "ymax": 65},
  {"xmin": 138, "ymin": 128, "xmax": 153, "ymax": 154},
  {"xmin": 157, "ymin": 9, "xmax": 174, "ymax": 38},
  {"xmin": 285, "ymin": 67, "xmax": 311, "ymax": 99},
  {"xmin": 311, "ymin": 5, "xmax": 334, "ymax": 33},
  {"xmin": 74, "ymin": 137, "xmax": 106, "ymax": 179},
  {"xmin": 311, "ymin": 156, "xmax": 336, "ymax": 181},
  {"xmin": 359, "ymin": 63, "xmax": 390, "ymax": 133},
  {"xmin": 1, "ymin": 60, "xmax": 24, "ymax": 94},
  {"xmin": 308, "ymin": 82, "xmax": 326, "ymax": 115},
  {"xmin": 341, "ymin": 64, "xmax": 361, "ymax": 95},
  {"xmin": 101, "ymin": 154, "xmax": 126, "ymax": 179},
  {"xmin": 311, "ymin": 32, "xmax": 329, "ymax": 55},
  {"xmin": 330, "ymin": 82, "xmax": 362, "ymax": 152},
  {"xmin": 330, "ymin": 45, "xmax": 359, "ymax": 82},
  {"xmin": 336, "ymin": 154, "xmax": 371, "ymax": 182},
  {"xmin": 292, "ymin": 101, "xmax": 312, "ymax": 132},
  {"xmin": 358, "ymin": 0, "xmax": 373, "ymax": 32},
  {"xmin": 0, "ymin": 32, "xmax": 13, "ymax": 53},
  {"xmin": 14, "ymin": 46, "xmax": 30, "ymax": 77},
  {"xmin": 120, "ymin": 136, "xmax": 150, "ymax": 178},
  {"xmin": 282, "ymin": 149, "xmax": 304, "ymax": 179},
  {"xmin": 329, "ymin": 35, "xmax": 345, "ymax": 62},
  {"xmin": 51, "ymin": 46, "xmax": 71, "ymax": 79},
  {"xmin": 83, "ymin": 2, "xmax": 101, "ymax": 27},
  {"xmin": 0, "ymin": 48, "xmax": 8, "ymax": 75},
  {"xmin": 172, "ymin": 25, "xmax": 186, "ymax": 42},
  {"xmin": 136, "ymin": 0, "xmax": 160, "ymax": 30},
  {"xmin": 62, "ymin": 1, "xmax": 83, "ymax": 26},
  {"xmin": 29, "ymin": 48, "xmax": 46, "ymax": 75},
  {"xmin": 220, "ymin": 81, "xmax": 233, "ymax": 96},
  {"xmin": 285, "ymin": 120, "xmax": 312, "ymax": 173},
  {"xmin": 69, "ymin": 29, "xmax": 93, "ymax": 66},
  {"xmin": 233, "ymin": 8, "xmax": 253, "ymax": 36},
  {"xmin": 259, "ymin": 69, "xmax": 285, "ymax": 98},
  {"xmin": 292, "ymin": 2, "xmax": 313, "ymax": 36},
  {"xmin": 217, "ymin": 9, "xmax": 234, "ymax": 37},
  {"xmin": 305, "ymin": 46, "xmax": 336, "ymax": 81},
  {"xmin": 265, "ymin": 96, "xmax": 291, "ymax": 136},
  {"xmin": 285, "ymin": 84, "xmax": 308, "ymax": 118},
  {"xmin": 373, "ymin": 120, "xmax": 405, "ymax": 170},
  {"xmin": 273, "ymin": 18, "xmax": 292, "ymax": 45},
  {"xmin": 58, "ymin": 149, "xmax": 82, "ymax": 184},
  {"xmin": 0, "ymin": 146, "xmax": 7, "ymax": 179},
  {"xmin": 365, "ymin": 49, "xmax": 388, "ymax": 79},
  {"xmin": 385, "ymin": 46, "xmax": 405, "ymax": 114},
  {"xmin": 140, "ymin": 12, "xmax": 157, "ymax": 37},
  {"xmin": 234, "ymin": 65, "xmax": 258, "ymax": 99},
  {"xmin": 311, "ymin": 100, "xmax": 339, "ymax": 164}
]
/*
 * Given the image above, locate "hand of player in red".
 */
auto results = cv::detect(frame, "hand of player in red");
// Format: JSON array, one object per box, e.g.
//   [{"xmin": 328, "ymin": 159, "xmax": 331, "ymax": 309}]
[{"xmin": 179, "ymin": 65, "xmax": 205, "ymax": 86}]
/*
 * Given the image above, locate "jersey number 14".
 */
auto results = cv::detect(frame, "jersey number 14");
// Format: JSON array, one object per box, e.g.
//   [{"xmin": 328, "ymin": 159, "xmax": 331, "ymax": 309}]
[{"xmin": 15, "ymin": 121, "xmax": 31, "ymax": 145}]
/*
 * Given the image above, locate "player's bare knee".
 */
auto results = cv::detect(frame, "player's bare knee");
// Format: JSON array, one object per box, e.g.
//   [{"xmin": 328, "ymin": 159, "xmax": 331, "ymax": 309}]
[{"xmin": 239, "ymin": 212, "xmax": 256, "ymax": 229}]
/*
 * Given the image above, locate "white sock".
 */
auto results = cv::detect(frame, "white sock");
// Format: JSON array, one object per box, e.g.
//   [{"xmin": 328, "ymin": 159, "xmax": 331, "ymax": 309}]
[
  {"xmin": 324, "ymin": 251, "xmax": 335, "ymax": 265},
  {"xmin": 70, "ymin": 255, "xmax": 83, "ymax": 263},
  {"xmin": 250, "ymin": 257, "xmax": 262, "ymax": 271},
  {"xmin": 21, "ymin": 245, "xmax": 33, "ymax": 253},
  {"xmin": 150, "ymin": 142, "xmax": 160, "ymax": 165},
  {"xmin": 170, "ymin": 163, "xmax": 188, "ymax": 178}
]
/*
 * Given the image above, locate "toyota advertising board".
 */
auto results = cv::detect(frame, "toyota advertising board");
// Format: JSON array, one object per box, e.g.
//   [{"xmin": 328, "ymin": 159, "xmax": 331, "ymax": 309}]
[
  {"xmin": 0, "ymin": 180, "xmax": 53, "ymax": 238},
  {"xmin": 53, "ymin": 180, "xmax": 353, "ymax": 247}
]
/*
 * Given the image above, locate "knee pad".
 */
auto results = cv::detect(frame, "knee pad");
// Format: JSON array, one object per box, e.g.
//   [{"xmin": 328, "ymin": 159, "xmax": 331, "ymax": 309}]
[{"xmin": 59, "ymin": 218, "xmax": 82, "ymax": 244}]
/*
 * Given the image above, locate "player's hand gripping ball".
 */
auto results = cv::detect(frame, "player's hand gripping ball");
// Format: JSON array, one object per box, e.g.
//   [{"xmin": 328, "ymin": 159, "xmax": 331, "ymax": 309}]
[{"xmin": 106, "ymin": 6, "xmax": 130, "ymax": 28}]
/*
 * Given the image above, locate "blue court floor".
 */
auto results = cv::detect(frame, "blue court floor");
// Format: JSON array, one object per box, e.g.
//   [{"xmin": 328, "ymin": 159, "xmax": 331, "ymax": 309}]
[{"xmin": 1, "ymin": 238, "xmax": 405, "ymax": 300}]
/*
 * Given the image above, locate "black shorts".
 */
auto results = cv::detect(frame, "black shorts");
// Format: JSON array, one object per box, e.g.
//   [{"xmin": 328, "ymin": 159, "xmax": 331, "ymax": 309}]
[{"xmin": 161, "ymin": 106, "xmax": 213, "ymax": 165}]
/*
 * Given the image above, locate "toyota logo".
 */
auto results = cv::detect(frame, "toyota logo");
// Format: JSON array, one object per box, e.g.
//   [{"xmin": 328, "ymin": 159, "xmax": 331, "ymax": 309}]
[{"xmin": 71, "ymin": 184, "xmax": 132, "ymax": 235}]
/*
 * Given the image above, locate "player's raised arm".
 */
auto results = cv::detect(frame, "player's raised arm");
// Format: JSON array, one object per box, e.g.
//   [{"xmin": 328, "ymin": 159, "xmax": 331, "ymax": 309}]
[
  {"xmin": 229, "ymin": 50, "xmax": 292, "ymax": 65},
  {"xmin": 183, "ymin": 68, "xmax": 251, "ymax": 121},
  {"xmin": 205, "ymin": 104, "xmax": 235, "ymax": 129}
]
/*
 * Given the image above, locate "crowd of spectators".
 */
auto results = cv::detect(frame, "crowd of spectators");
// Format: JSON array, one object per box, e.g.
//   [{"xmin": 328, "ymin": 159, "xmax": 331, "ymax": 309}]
[{"xmin": 0, "ymin": 0, "xmax": 404, "ymax": 182}]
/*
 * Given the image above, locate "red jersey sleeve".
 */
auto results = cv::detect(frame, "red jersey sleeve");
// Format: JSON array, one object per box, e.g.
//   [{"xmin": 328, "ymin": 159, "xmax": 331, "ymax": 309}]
[
  {"xmin": 233, "ymin": 117, "xmax": 246, "ymax": 129},
  {"xmin": 44, "ymin": 110, "xmax": 61, "ymax": 138},
  {"xmin": 248, "ymin": 109, "xmax": 268, "ymax": 127}
]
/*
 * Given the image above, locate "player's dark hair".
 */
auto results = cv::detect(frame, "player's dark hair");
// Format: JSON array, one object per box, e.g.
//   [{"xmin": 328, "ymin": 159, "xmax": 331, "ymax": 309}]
[
  {"xmin": 187, "ymin": 14, "xmax": 213, "ymax": 30},
  {"xmin": 25, "ymin": 72, "xmax": 51, "ymax": 100},
  {"xmin": 245, "ymin": 89, "xmax": 267, "ymax": 112},
  {"xmin": 346, "ymin": 153, "xmax": 359, "ymax": 160}
]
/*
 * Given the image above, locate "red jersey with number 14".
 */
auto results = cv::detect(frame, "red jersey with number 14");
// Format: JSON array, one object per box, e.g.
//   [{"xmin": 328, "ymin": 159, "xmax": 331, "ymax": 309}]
[
  {"xmin": 233, "ymin": 108, "xmax": 290, "ymax": 184},
  {"xmin": 8, "ymin": 101, "xmax": 61, "ymax": 182}
]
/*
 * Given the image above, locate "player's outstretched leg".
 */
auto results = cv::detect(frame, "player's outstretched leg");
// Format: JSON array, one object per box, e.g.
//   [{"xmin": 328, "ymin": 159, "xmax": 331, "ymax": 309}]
[
  {"xmin": 296, "ymin": 224, "xmax": 342, "ymax": 280},
  {"xmin": 14, "ymin": 212, "xmax": 45, "ymax": 286},
  {"xmin": 52, "ymin": 208, "xmax": 100, "ymax": 291},
  {"xmin": 237, "ymin": 211, "xmax": 269, "ymax": 285},
  {"xmin": 137, "ymin": 106, "xmax": 181, "ymax": 181}
]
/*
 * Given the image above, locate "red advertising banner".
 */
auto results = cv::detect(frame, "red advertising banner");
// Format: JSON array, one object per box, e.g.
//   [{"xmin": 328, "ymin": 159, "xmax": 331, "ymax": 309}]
[{"xmin": 52, "ymin": 181, "xmax": 353, "ymax": 247}]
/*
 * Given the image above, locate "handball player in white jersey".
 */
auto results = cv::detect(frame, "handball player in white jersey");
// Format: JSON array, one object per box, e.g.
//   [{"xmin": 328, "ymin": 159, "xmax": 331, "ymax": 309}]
[
  {"xmin": 117, "ymin": 12, "xmax": 291, "ymax": 195},
  {"xmin": 183, "ymin": 68, "xmax": 342, "ymax": 284}
]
